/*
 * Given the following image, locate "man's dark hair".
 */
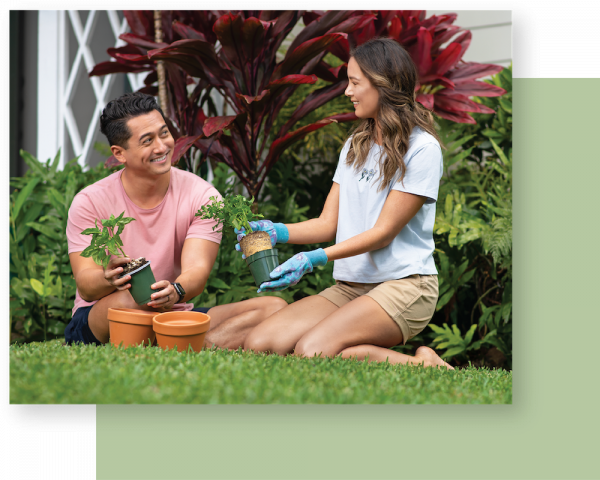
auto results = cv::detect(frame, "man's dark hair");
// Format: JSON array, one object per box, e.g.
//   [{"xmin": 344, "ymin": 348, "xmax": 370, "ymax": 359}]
[{"xmin": 100, "ymin": 92, "xmax": 166, "ymax": 148}]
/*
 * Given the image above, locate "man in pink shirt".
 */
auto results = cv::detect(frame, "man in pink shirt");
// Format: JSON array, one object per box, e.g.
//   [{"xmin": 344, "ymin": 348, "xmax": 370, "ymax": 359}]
[{"xmin": 65, "ymin": 92, "xmax": 286, "ymax": 347}]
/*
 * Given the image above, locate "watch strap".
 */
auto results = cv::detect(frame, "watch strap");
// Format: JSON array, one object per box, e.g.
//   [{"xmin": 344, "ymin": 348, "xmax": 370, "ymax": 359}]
[{"xmin": 171, "ymin": 282, "xmax": 185, "ymax": 303}]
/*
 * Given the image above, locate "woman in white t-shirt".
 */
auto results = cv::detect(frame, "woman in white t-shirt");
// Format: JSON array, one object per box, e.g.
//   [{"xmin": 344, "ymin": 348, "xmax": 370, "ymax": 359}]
[{"xmin": 237, "ymin": 38, "xmax": 452, "ymax": 369}]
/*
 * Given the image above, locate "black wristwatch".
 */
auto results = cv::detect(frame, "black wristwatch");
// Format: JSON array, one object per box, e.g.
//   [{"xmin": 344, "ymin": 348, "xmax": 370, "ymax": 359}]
[{"xmin": 171, "ymin": 282, "xmax": 186, "ymax": 304}]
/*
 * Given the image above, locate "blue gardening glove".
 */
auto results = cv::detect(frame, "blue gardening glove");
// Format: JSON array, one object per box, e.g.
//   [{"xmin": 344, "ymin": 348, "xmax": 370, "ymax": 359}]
[
  {"xmin": 234, "ymin": 220, "xmax": 289, "ymax": 259},
  {"xmin": 257, "ymin": 248, "xmax": 328, "ymax": 293}
]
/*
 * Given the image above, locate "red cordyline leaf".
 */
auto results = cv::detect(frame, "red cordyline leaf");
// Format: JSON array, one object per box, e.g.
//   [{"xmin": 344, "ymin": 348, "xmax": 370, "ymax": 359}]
[
  {"xmin": 434, "ymin": 109, "xmax": 476, "ymax": 124},
  {"xmin": 123, "ymin": 11, "xmax": 152, "ymax": 37},
  {"xmin": 236, "ymin": 90, "xmax": 269, "ymax": 105},
  {"xmin": 416, "ymin": 93, "xmax": 434, "ymax": 110},
  {"xmin": 172, "ymin": 135, "xmax": 203, "ymax": 165},
  {"xmin": 119, "ymin": 33, "xmax": 166, "ymax": 51},
  {"xmin": 202, "ymin": 115, "xmax": 238, "ymax": 137},
  {"xmin": 414, "ymin": 27, "xmax": 433, "ymax": 78},
  {"xmin": 114, "ymin": 53, "xmax": 151, "ymax": 63},
  {"xmin": 435, "ymin": 93, "xmax": 495, "ymax": 114},
  {"xmin": 213, "ymin": 13, "xmax": 245, "ymax": 73},
  {"xmin": 275, "ymin": 32, "xmax": 347, "ymax": 79},
  {"xmin": 431, "ymin": 42, "xmax": 463, "ymax": 76},
  {"xmin": 241, "ymin": 17, "xmax": 273, "ymax": 63},
  {"xmin": 107, "ymin": 44, "xmax": 144, "ymax": 60},
  {"xmin": 389, "ymin": 17, "xmax": 402, "ymax": 38},
  {"xmin": 148, "ymin": 39, "xmax": 224, "ymax": 85},
  {"xmin": 444, "ymin": 81, "xmax": 506, "ymax": 97},
  {"xmin": 447, "ymin": 62, "xmax": 504, "ymax": 82},
  {"xmin": 171, "ymin": 20, "xmax": 208, "ymax": 41},
  {"xmin": 324, "ymin": 13, "xmax": 378, "ymax": 36},
  {"xmin": 287, "ymin": 11, "xmax": 354, "ymax": 54},
  {"xmin": 88, "ymin": 61, "xmax": 151, "ymax": 77}
]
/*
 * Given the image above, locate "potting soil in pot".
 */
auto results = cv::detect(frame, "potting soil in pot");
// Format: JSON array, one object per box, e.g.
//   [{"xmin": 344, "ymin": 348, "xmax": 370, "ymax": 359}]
[{"xmin": 120, "ymin": 257, "xmax": 148, "ymax": 276}]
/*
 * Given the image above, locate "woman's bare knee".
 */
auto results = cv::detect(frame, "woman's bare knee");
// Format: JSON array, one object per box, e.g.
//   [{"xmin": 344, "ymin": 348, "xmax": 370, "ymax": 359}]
[{"xmin": 244, "ymin": 328, "xmax": 291, "ymax": 355}]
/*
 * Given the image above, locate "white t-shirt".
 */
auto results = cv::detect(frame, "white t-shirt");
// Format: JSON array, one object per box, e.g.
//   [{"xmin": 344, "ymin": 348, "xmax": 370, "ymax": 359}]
[{"xmin": 332, "ymin": 127, "xmax": 443, "ymax": 283}]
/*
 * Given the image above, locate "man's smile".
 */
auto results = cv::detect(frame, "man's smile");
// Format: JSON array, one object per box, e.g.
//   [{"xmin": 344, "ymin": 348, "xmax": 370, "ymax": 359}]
[{"xmin": 150, "ymin": 152, "xmax": 169, "ymax": 163}]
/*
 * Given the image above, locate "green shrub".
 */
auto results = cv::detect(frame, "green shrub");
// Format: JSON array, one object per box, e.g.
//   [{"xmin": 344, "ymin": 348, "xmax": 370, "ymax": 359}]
[
  {"xmin": 418, "ymin": 65, "xmax": 513, "ymax": 367},
  {"xmin": 9, "ymin": 150, "xmax": 115, "ymax": 341}
]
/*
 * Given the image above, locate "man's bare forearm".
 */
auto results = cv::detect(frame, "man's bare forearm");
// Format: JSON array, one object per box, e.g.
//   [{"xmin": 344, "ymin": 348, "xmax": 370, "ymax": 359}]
[{"xmin": 75, "ymin": 268, "xmax": 117, "ymax": 302}]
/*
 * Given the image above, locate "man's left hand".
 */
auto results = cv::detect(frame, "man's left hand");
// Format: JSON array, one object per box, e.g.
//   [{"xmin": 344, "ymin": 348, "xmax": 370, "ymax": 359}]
[{"xmin": 147, "ymin": 280, "xmax": 178, "ymax": 310}]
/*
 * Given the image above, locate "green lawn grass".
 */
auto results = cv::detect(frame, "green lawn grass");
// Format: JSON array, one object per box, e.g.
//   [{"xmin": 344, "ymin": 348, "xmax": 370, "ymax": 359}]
[{"xmin": 10, "ymin": 340, "xmax": 511, "ymax": 404}]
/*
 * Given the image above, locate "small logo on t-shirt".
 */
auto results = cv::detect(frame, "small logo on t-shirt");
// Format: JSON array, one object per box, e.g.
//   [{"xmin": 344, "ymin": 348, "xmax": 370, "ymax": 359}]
[{"xmin": 359, "ymin": 167, "xmax": 377, "ymax": 182}]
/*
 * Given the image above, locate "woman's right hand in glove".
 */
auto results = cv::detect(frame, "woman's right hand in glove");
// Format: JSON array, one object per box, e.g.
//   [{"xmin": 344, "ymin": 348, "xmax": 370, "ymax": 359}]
[{"xmin": 234, "ymin": 220, "xmax": 289, "ymax": 259}]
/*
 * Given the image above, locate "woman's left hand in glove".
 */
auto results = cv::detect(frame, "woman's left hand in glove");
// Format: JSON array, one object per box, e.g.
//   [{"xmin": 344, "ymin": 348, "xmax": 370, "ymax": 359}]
[{"xmin": 257, "ymin": 249, "xmax": 328, "ymax": 293}]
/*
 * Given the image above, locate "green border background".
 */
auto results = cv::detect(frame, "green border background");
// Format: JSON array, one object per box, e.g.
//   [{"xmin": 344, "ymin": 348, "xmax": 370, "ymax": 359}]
[{"xmin": 96, "ymin": 79, "xmax": 600, "ymax": 479}]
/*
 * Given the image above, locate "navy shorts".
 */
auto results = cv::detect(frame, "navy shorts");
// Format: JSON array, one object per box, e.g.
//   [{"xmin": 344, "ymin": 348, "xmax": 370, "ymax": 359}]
[{"xmin": 64, "ymin": 306, "xmax": 211, "ymax": 346}]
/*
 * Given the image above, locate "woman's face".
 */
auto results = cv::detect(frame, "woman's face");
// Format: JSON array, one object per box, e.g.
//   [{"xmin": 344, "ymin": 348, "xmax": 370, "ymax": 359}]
[{"xmin": 345, "ymin": 57, "xmax": 379, "ymax": 120}]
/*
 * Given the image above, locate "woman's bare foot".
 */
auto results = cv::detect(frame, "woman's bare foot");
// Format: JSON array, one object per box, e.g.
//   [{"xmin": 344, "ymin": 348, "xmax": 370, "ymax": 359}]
[{"xmin": 413, "ymin": 346, "xmax": 454, "ymax": 370}]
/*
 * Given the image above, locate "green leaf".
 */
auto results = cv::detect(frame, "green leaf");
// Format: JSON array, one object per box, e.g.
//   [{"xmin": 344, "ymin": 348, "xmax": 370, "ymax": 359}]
[
  {"xmin": 26, "ymin": 222, "xmax": 61, "ymax": 241},
  {"xmin": 441, "ymin": 346, "xmax": 465, "ymax": 358},
  {"xmin": 47, "ymin": 188, "xmax": 68, "ymax": 219},
  {"xmin": 499, "ymin": 98, "xmax": 512, "ymax": 113},
  {"xmin": 50, "ymin": 149, "xmax": 61, "ymax": 173},
  {"xmin": 436, "ymin": 290, "xmax": 454, "ymax": 311},
  {"xmin": 30, "ymin": 278, "xmax": 45, "ymax": 296},
  {"xmin": 209, "ymin": 278, "xmax": 231, "ymax": 290},
  {"xmin": 481, "ymin": 128, "xmax": 503, "ymax": 139},
  {"xmin": 445, "ymin": 146, "xmax": 474, "ymax": 168},
  {"xmin": 489, "ymin": 138, "xmax": 510, "ymax": 165},
  {"xmin": 12, "ymin": 177, "xmax": 41, "ymax": 220},
  {"xmin": 464, "ymin": 324, "xmax": 478, "ymax": 345}
]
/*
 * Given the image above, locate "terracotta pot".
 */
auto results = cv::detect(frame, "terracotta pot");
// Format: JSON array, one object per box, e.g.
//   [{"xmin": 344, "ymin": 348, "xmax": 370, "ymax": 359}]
[
  {"xmin": 152, "ymin": 311, "xmax": 211, "ymax": 353},
  {"xmin": 107, "ymin": 308, "xmax": 156, "ymax": 348}
]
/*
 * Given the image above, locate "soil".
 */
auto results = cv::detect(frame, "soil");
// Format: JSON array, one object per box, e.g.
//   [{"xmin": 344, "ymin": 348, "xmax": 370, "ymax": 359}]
[
  {"xmin": 120, "ymin": 257, "xmax": 149, "ymax": 277},
  {"xmin": 239, "ymin": 231, "xmax": 272, "ymax": 257}
]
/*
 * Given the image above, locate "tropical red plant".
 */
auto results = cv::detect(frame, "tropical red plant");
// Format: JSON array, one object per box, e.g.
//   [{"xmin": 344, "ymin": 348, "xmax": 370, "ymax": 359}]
[
  {"xmin": 89, "ymin": 11, "xmax": 220, "ymax": 169},
  {"xmin": 315, "ymin": 10, "xmax": 507, "ymax": 124},
  {"xmin": 91, "ymin": 11, "xmax": 373, "ymax": 196},
  {"xmin": 146, "ymin": 10, "xmax": 377, "ymax": 199}
]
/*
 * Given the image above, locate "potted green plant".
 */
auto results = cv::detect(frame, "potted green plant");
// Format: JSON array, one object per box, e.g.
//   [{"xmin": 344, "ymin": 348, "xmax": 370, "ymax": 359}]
[
  {"xmin": 80, "ymin": 211, "xmax": 156, "ymax": 305},
  {"xmin": 196, "ymin": 195, "xmax": 279, "ymax": 287}
]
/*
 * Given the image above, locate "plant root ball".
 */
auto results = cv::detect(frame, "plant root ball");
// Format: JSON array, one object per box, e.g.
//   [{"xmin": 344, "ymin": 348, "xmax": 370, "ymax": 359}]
[{"xmin": 239, "ymin": 231, "xmax": 272, "ymax": 257}]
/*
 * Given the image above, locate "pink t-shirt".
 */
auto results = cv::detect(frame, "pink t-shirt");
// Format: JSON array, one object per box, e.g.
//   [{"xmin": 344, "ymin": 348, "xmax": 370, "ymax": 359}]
[{"xmin": 66, "ymin": 167, "xmax": 222, "ymax": 315}]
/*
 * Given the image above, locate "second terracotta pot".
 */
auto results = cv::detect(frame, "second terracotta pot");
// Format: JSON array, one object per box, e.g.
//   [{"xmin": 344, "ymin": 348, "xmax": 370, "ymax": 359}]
[
  {"xmin": 152, "ymin": 311, "xmax": 211, "ymax": 353},
  {"xmin": 107, "ymin": 308, "xmax": 156, "ymax": 348}
]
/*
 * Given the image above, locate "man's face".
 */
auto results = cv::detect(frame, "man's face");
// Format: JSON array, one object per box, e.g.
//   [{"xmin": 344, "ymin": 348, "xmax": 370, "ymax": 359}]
[{"xmin": 111, "ymin": 110, "xmax": 174, "ymax": 176}]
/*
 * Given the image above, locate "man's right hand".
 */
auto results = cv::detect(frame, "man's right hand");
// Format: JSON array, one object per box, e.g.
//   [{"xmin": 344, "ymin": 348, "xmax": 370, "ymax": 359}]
[{"xmin": 104, "ymin": 257, "xmax": 132, "ymax": 291}]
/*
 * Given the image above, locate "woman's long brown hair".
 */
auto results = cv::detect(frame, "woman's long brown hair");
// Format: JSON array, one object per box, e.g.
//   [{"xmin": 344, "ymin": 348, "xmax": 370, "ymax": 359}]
[{"xmin": 346, "ymin": 38, "xmax": 442, "ymax": 191}]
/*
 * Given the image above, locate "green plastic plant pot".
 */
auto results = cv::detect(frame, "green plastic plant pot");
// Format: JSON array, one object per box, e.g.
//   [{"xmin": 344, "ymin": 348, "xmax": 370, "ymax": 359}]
[
  {"xmin": 245, "ymin": 249, "xmax": 279, "ymax": 287},
  {"xmin": 127, "ymin": 261, "xmax": 156, "ymax": 305}
]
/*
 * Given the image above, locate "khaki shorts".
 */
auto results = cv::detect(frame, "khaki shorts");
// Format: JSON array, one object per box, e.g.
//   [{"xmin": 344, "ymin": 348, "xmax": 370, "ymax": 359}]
[{"xmin": 318, "ymin": 275, "xmax": 439, "ymax": 345}]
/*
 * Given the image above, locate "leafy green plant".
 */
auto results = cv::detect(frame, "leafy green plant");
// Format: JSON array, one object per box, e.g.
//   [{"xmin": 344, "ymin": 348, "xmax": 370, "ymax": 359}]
[
  {"xmin": 10, "ymin": 149, "xmax": 114, "ymax": 342},
  {"xmin": 80, "ymin": 212, "xmax": 135, "ymax": 268},
  {"xmin": 423, "ymin": 66, "xmax": 513, "ymax": 367},
  {"xmin": 195, "ymin": 195, "xmax": 263, "ymax": 234}
]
